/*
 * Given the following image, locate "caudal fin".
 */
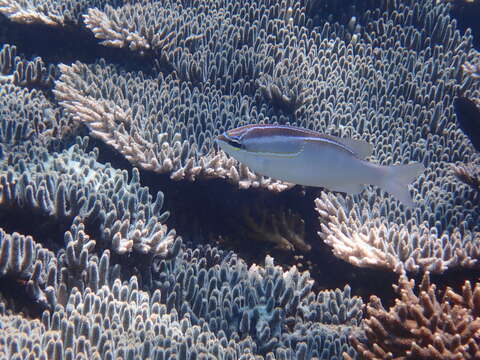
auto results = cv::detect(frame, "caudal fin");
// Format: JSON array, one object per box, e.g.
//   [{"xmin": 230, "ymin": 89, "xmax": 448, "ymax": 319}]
[{"xmin": 380, "ymin": 162, "xmax": 425, "ymax": 207}]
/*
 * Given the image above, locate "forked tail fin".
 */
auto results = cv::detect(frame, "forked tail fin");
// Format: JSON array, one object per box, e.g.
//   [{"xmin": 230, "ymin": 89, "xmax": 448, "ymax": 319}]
[{"xmin": 380, "ymin": 163, "xmax": 425, "ymax": 207}]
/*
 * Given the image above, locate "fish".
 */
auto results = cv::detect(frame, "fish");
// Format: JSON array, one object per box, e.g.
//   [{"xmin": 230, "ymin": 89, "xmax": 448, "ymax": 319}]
[
  {"xmin": 453, "ymin": 97, "xmax": 480, "ymax": 152},
  {"xmin": 216, "ymin": 124, "xmax": 425, "ymax": 207}
]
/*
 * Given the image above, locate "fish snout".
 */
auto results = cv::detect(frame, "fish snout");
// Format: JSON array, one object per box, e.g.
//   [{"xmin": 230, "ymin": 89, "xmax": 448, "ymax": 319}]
[
  {"xmin": 216, "ymin": 133, "xmax": 229, "ymax": 143},
  {"xmin": 215, "ymin": 133, "xmax": 228, "ymax": 149},
  {"xmin": 215, "ymin": 133, "xmax": 230, "ymax": 152},
  {"xmin": 216, "ymin": 132, "xmax": 243, "ymax": 150}
]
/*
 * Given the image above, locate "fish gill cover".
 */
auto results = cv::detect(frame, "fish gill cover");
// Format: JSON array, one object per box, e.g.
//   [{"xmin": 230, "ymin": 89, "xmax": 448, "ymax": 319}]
[{"xmin": 0, "ymin": 0, "xmax": 479, "ymax": 359}]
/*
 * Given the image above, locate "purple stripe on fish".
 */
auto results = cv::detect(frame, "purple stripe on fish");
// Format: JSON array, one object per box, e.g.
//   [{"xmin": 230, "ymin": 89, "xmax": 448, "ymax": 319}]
[{"xmin": 227, "ymin": 124, "xmax": 355, "ymax": 155}]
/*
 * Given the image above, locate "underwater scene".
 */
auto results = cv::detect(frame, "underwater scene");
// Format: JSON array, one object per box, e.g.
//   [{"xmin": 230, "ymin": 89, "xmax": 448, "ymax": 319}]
[{"xmin": 1, "ymin": 0, "xmax": 480, "ymax": 359}]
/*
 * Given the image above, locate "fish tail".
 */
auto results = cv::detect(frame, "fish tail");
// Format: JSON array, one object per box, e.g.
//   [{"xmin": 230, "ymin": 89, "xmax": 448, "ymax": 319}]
[{"xmin": 379, "ymin": 162, "xmax": 425, "ymax": 207}]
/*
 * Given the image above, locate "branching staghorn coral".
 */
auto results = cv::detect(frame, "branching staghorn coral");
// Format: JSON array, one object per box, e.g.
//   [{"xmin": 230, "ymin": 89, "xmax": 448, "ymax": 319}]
[
  {"xmin": 0, "ymin": 276, "xmax": 259, "ymax": 360},
  {"xmin": 315, "ymin": 190, "xmax": 480, "ymax": 274},
  {"xmin": 0, "ymin": 243, "xmax": 364, "ymax": 359},
  {"xmin": 256, "ymin": 57, "xmax": 315, "ymax": 116},
  {"xmin": 346, "ymin": 272, "xmax": 480, "ymax": 360},
  {"xmin": 0, "ymin": 43, "xmax": 15, "ymax": 79},
  {"xmin": 0, "ymin": 0, "xmax": 64, "ymax": 26},
  {"xmin": 53, "ymin": 0, "xmax": 324, "ymax": 190},
  {"xmin": 152, "ymin": 245, "xmax": 364, "ymax": 358},
  {"xmin": 0, "ymin": 81, "xmax": 65, "ymax": 146},
  {"xmin": 1, "ymin": 0, "xmax": 479, "ymax": 282},
  {"xmin": 463, "ymin": 59, "xmax": 480, "ymax": 79},
  {"xmin": 0, "ymin": 0, "xmax": 121, "ymax": 26},
  {"xmin": 0, "ymin": 44, "xmax": 58, "ymax": 89},
  {"xmin": 0, "ymin": 229, "xmax": 38, "ymax": 278},
  {"xmin": 303, "ymin": 1, "xmax": 480, "ymax": 274},
  {"xmin": 83, "ymin": 0, "xmax": 310, "ymax": 86},
  {"xmin": 84, "ymin": 1, "xmax": 209, "ymax": 57},
  {"xmin": 2, "ymin": 0, "xmax": 480, "ymax": 357},
  {"xmin": 0, "ymin": 219, "xmax": 119, "ymax": 311},
  {"xmin": 54, "ymin": 60, "xmax": 292, "ymax": 191},
  {"xmin": 0, "ymin": 139, "xmax": 178, "ymax": 257},
  {"xmin": 0, "ymin": 78, "xmax": 179, "ymax": 259}
]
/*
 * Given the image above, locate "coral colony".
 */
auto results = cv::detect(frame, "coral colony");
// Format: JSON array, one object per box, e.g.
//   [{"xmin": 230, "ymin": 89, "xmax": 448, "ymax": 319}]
[{"xmin": 0, "ymin": 0, "xmax": 480, "ymax": 359}]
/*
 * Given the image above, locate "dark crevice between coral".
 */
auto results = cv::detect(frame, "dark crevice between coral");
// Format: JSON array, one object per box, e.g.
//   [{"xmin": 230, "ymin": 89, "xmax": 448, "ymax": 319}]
[
  {"xmin": 88, "ymin": 136, "xmax": 134, "ymax": 178},
  {"xmin": 306, "ymin": 0, "xmax": 385, "ymax": 31},
  {"xmin": 449, "ymin": 0, "xmax": 480, "ymax": 51},
  {"xmin": 0, "ymin": 277, "xmax": 44, "ymax": 318},
  {"xmin": 428, "ymin": 266, "xmax": 480, "ymax": 298},
  {"xmin": 0, "ymin": 206, "xmax": 71, "ymax": 253},
  {"xmin": 108, "ymin": 251, "xmax": 154, "ymax": 290},
  {"xmin": 0, "ymin": 14, "xmax": 161, "ymax": 80}
]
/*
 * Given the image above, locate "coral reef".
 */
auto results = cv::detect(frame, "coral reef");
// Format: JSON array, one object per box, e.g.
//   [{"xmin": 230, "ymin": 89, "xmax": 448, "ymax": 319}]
[
  {"xmin": 346, "ymin": 272, "xmax": 480, "ymax": 359},
  {"xmin": 0, "ymin": 128, "xmax": 177, "ymax": 258},
  {"xmin": 83, "ymin": 1, "xmax": 208, "ymax": 56},
  {"xmin": 315, "ymin": 191, "xmax": 480, "ymax": 274},
  {"xmin": 53, "ymin": 60, "xmax": 291, "ymax": 191},
  {"xmin": 0, "ymin": 39, "xmax": 363, "ymax": 359},
  {"xmin": 463, "ymin": 58, "xmax": 480, "ymax": 79},
  {"xmin": 50, "ymin": 0, "xmax": 480, "ymax": 273},
  {"xmin": 0, "ymin": 0, "xmax": 117, "ymax": 26},
  {"xmin": 2, "ymin": 0, "xmax": 480, "ymax": 359},
  {"xmin": 0, "ymin": 244, "xmax": 364, "ymax": 359},
  {"xmin": 152, "ymin": 247, "xmax": 363, "ymax": 358},
  {"xmin": 0, "ymin": 82, "xmax": 63, "ymax": 146},
  {"xmin": 307, "ymin": 1, "xmax": 480, "ymax": 273},
  {"xmin": 0, "ymin": 218, "xmax": 116, "ymax": 312},
  {"xmin": 0, "ymin": 44, "xmax": 57, "ymax": 89},
  {"xmin": 0, "ymin": 230, "xmax": 38, "ymax": 279},
  {"xmin": 452, "ymin": 162, "xmax": 480, "ymax": 190}
]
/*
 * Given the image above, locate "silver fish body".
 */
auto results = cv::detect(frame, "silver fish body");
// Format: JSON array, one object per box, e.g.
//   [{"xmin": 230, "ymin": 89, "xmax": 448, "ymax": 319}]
[{"xmin": 216, "ymin": 124, "xmax": 425, "ymax": 207}]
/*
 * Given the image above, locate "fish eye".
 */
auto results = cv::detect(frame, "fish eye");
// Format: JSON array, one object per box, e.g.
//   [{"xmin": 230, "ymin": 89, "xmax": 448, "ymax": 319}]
[{"xmin": 226, "ymin": 137, "xmax": 243, "ymax": 149}]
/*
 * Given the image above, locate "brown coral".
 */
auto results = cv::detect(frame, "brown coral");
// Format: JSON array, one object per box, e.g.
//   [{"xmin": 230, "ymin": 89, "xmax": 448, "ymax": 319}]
[
  {"xmin": 242, "ymin": 207, "xmax": 311, "ymax": 252},
  {"xmin": 347, "ymin": 272, "xmax": 480, "ymax": 359},
  {"xmin": 463, "ymin": 60, "xmax": 480, "ymax": 79},
  {"xmin": 453, "ymin": 162, "xmax": 480, "ymax": 191}
]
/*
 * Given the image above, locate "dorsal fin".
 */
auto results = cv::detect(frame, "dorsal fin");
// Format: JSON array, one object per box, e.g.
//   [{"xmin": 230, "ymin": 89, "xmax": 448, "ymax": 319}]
[{"xmin": 328, "ymin": 135, "xmax": 373, "ymax": 159}]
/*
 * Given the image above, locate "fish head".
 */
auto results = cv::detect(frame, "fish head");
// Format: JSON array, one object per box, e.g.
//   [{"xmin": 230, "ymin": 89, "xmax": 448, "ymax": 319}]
[
  {"xmin": 216, "ymin": 131, "xmax": 245, "ymax": 156},
  {"xmin": 216, "ymin": 124, "xmax": 262, "ymax": 155},
  {"xmin": 217, "ymin": 124, "xmax": 309, "ymax": 158}
]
